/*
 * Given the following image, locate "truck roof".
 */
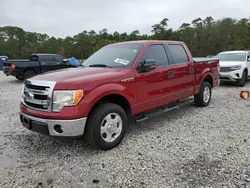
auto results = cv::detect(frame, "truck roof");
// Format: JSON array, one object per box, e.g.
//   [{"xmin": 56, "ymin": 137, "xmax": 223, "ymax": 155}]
[{"xmin": 112, "ymin": 40, "xmax": 185, "ymax": 45}]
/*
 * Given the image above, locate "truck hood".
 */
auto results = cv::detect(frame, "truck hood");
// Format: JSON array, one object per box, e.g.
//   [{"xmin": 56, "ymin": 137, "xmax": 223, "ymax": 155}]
[
  {"xmin": 33, "ymin": 67, "xmax": 121, "ymax": 82},
  {"xmin": 219, "ymin": 61, "xmax": 244, "ymax": 67}
]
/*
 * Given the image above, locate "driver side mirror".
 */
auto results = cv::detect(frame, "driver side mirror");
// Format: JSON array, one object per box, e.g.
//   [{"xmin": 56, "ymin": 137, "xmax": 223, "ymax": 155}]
[{"xmin": 138, "ymin": 59, "xmax": 157, "ymax": 73}]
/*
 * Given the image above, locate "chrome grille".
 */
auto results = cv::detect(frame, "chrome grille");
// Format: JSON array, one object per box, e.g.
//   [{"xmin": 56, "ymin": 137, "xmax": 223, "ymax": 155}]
[
  {"xmin": 220, "ymin": 67, "xmax": 231, "ymax": 72},
  {"xmin": 22, "ymin": 79, "xmax": 56, "ymax": 112}
]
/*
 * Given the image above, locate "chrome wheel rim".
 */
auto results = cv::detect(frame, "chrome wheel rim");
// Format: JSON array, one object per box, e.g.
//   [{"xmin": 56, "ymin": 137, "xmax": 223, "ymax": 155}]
[
  {"xmin": 100, "ymin": 113, "xmax": 123, "ymax": 143},
  {"xmin": 203, "ymin": 86, "xmax": 210, "ymax": 103}
]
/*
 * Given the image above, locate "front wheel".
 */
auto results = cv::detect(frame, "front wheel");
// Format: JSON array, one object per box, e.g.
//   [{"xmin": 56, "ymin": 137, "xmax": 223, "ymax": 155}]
[
  {"xmin": 85, "ymin": 103, "xmax": 128, "ymax": 150},
  {"xmin": 237, "ymin": 70, "xmax": 247, "ymax": 87},
  {"xmin": 194, "ymin": 81, "xmax": 212, "ymax": 107}
]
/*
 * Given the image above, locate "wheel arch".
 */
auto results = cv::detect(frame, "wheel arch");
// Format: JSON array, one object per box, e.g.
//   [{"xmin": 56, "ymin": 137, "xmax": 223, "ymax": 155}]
[
  {"xmin": 243, "ymin": 68, "xmax": 248, "ymax": 76},
  {"xmin": 87, "ymin": 93, "xmax": 132, "ymax": 118},
  {"xmin": 203, "ymin": 74, "xmax": 213, "ymax": 87}
]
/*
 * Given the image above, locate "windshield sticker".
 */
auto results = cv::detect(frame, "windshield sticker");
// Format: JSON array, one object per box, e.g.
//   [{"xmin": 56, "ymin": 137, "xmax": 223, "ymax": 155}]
[{"xmin": 114, "ymin": 58, "xmax": 130, "ymax": 65}]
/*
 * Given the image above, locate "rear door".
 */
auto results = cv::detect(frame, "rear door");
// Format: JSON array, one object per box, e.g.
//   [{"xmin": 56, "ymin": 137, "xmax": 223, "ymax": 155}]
[
  {"xmin": 39, "ymin": 55, "xmax": 59, "ymax": 72},
  {"xmin": 164, "ymin": 43, "xmax": 195, "ymax": 99}
]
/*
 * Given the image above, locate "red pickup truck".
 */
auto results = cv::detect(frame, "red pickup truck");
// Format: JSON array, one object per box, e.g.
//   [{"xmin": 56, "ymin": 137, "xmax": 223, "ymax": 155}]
[{"xmin": 19, "ymin": 40, "xmax": 220, "ymax": 150}]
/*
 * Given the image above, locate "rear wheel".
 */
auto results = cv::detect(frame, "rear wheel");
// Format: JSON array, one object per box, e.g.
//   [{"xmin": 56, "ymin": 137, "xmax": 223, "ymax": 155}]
[
  {"xmin": 237, "ymin": 70, "xmax": 247, "ymax": 87},
  {"xmin": 24, "ymin": 70, "xmax": 36, "ymax": 79},
  {"xmin": 85, "ymin": 103, "xmax": 128, "ymax": 150},
  {"xmin": 194, "ymin": 81, "xmax": 212, "ymax": 107}
]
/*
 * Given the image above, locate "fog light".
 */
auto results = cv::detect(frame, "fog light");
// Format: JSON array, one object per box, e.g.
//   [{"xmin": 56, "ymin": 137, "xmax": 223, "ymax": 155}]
[
  {"xmin": 236, "ymin": 73, "xmax": 240, "ymax": 77},
  {"xmin": 54, "ymin": 124, "xmax": 63, "ymax": 133}
]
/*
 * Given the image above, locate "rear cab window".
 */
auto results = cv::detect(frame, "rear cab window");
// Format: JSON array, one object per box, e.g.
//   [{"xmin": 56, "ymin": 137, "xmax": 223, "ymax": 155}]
[{"xmin": 167, "ymin": 44, "xmax": 189, "ymax": 64}]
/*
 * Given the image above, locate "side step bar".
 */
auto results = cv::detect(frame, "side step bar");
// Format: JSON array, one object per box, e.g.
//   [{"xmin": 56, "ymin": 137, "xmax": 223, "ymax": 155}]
[{"xmin": 134, "ymin": 98, "xmax": 194, "ymax": 123}]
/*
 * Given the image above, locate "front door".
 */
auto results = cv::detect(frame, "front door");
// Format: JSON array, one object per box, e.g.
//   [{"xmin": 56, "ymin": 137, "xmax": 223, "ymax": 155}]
[{"xmin": 133, "ymin": 44, "xmax": 174, "ymax": 113}]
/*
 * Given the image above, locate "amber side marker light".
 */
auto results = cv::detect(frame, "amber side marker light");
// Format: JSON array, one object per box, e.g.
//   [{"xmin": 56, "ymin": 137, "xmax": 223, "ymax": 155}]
[{"xmin": 240, "ymin": 91, "xmax": 249, "ymax": 100}]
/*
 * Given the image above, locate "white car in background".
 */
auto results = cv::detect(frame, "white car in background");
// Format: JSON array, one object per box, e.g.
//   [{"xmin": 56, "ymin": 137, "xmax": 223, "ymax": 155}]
[{"xmin": 217, "ymin": 50, "xmax": 250, "ymax": 86}]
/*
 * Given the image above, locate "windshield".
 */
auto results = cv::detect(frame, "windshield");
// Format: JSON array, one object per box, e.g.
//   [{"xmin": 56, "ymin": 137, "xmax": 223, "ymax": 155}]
[
  {"xmin": 83, "ymin": 43, "xmax": 144, "ymax": 68},
  {"xmin": 217, "ymin": 53, "xmax": 246, "ymax": 61}
]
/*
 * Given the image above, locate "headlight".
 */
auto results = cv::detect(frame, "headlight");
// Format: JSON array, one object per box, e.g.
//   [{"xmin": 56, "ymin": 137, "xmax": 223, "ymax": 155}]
[
  {"xmin": 52, "ymin": 90, "xmax": 84, "ymax": 112},
  {"xmin": 229, "ymin": 66, "xmax": 241, "ymax": 70}
]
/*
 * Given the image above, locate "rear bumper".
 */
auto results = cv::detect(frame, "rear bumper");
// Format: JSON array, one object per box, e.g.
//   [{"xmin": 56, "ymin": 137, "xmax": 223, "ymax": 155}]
[{"xmin": 20, "ymin": 112, "xmax": 87, "ymax": 137}]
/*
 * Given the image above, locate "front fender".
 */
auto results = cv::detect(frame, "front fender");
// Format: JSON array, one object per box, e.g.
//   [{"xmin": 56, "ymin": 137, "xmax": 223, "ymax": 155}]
[{"xmin": 74, "ymin": 83, "xmax": 136, "ymax": 118}]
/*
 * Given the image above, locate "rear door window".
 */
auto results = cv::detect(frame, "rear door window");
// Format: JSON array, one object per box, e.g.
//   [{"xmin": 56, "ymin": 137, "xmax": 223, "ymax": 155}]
[{"xmin": 168, "ymin": 44, "xmax": 189, "ymax": 64}]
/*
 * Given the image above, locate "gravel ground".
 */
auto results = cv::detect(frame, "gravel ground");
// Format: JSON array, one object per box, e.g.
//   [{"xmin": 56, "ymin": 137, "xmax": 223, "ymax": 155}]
[{"xmin": 1, "ymin": 72, "xmax": 250, "ymax": 188}]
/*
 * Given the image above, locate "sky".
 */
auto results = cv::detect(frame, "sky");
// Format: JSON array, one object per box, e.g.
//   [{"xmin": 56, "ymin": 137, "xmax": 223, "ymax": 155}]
[{"xmin": 0, "ymin": 0, "xmax": 249, "ymax": 38}]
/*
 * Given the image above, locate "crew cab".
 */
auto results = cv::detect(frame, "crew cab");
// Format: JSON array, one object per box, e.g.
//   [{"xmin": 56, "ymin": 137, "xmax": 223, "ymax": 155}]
[
  {"xmin": 217, "ymin": 50, "xmax": 250, "ymax": 86},
  {"xmin": 19, "ymin": 40, "xmax": 220, "ymax": 150},
  {"xmin": 3, "ymin": 53, "xmax": 76, "ymax": 80}
]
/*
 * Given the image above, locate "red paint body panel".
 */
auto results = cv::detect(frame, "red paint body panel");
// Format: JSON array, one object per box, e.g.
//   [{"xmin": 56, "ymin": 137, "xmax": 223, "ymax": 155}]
[{"xmin": 20, "ymin": 40, "xmax": 219, "ymax": 119}]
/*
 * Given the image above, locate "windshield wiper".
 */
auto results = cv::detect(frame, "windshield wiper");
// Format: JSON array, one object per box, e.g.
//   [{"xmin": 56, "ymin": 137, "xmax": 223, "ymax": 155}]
[{"xmin": 89, "ymin": 64, "xmax": 112, "ymax": 68}]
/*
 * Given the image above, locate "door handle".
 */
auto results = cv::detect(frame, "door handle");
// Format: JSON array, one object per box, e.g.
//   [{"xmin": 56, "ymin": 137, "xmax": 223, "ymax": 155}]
[
  {"xmin": 168, "ymin": 71, "xmax": 174, "ymax": 78},
  {"xmin": 41, "ymin": 63, "xmax": 46, "ymax": 65}
]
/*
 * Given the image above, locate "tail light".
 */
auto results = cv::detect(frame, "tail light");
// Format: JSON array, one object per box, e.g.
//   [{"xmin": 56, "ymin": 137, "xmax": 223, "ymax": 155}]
[{"xmin": 10, "ymin": 64, "xmax": 15, "ymax": 71}]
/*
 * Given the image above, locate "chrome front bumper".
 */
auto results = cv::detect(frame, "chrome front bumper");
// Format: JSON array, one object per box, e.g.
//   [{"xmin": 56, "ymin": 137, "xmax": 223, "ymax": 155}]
[{"xmin": 20, "ymin": 112, "xmax": 87, "ymax": 137}]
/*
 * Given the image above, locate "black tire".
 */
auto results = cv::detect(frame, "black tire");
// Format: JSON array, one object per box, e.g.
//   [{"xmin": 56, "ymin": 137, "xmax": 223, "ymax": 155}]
[
  {"xmin": 85, "ymin": 103, "xmax": 128, "ymax": 150},
  {"xmin": 237, "ymin": 70, "xmax": 247, "ymax": 87},
  {"xmin": 194, "ymin": 81, "xmax": 212, "ymax": 107},
  {"xmin": 15, "ymin": 75, "xmax": 24, "ymax": 81},
  {"xmin": 24, "ymin": 70, "xmax": 36, "ymax": 79}
]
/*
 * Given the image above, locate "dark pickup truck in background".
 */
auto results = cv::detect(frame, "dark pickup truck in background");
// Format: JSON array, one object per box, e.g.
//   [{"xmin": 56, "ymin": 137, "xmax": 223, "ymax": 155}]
[{"xmin": 3, "ymin": 53, "xmax": 76, "ymax": 80}]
